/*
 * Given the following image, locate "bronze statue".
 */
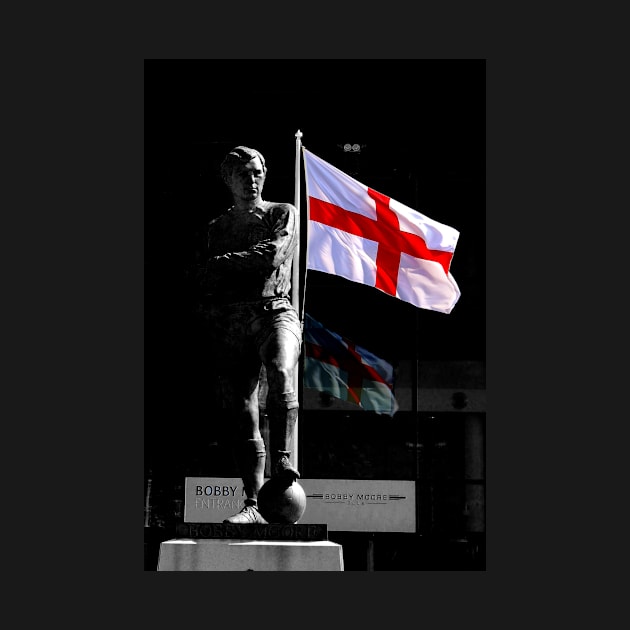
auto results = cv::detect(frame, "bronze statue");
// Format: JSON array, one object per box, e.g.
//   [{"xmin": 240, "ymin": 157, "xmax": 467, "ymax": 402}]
[{"xmin": 198, "ymin": 146, "xmax": 302, "ymax": 524}]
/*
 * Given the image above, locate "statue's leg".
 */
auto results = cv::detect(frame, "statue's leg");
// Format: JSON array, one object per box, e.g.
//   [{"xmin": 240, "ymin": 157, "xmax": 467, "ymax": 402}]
[
  {"xmin": 268, "ymin": 403, "xmax": 300, "ymax": 484},
  {"xmin": 208, "ymin": 303, "xmax": 269, "ymax": 524},
  {"xmin": 261, "ymin": 326, "xmax": 302, "ymax": 485},
  {"xmin": 221, "ymin": 371, "xmax": 268, "ymax": 525}
]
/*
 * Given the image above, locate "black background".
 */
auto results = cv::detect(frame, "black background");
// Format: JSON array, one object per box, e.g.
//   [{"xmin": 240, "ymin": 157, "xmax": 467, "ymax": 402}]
[{"xmin": 145, "ymin": 59, "xmax": 485, "ymax": 368}]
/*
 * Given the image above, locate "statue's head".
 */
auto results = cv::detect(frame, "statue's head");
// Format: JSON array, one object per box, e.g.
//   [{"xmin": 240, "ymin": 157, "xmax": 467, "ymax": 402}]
[{"xmin": 220, "ymin": 146, "xmax": 267, "ymax": 184}]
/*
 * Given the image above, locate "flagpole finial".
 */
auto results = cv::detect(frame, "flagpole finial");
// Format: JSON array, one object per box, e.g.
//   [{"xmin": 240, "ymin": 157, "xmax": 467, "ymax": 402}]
[{"xmin": 295, "ymin": 129, "xmax": 303, "ymax": 139}]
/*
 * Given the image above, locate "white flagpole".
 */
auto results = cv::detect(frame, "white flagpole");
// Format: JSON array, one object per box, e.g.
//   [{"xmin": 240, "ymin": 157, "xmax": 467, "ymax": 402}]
[
  {"xmin": 292, "ymin": 129, "xmax": 303, "ymax": 471},
  {"xmin": 292, "ymin": 129, "xmax": 302, "ymax": 319}
]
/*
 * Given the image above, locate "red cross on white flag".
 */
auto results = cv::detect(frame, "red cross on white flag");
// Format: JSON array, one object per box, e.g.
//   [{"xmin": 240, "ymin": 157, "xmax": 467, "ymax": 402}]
[{"xmin": 303, "ymin": 148, "xmax": 461, "ymax": 314}]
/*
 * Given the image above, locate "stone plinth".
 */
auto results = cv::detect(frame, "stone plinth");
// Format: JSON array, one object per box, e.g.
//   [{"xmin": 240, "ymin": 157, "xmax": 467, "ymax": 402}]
[{"xmin": 157, "ymin": 538, "xmax": 344, "ymax": 571}]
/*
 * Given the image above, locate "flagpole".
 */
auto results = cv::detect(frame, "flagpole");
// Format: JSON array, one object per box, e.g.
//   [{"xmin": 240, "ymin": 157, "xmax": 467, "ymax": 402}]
[
  {"xmin": 293, "ymin": 129, "xmax": 302, "ymax": 320},
  {"xmin": 414, "ymin": 309, "xmax": 422, "ymax": 535},
  {"xmin": 292, "ymin": 129, "xmax": 303, "ymax": 472}
]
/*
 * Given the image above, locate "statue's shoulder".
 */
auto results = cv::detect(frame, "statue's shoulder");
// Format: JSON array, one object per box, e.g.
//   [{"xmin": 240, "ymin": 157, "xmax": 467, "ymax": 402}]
[
  {"xmin": 207, "ymin": 207, "xmax": 232, "ymax": 228},
  {"xmin": 263, "ymin": 201, "xmax": 297, "ymax": 215}
]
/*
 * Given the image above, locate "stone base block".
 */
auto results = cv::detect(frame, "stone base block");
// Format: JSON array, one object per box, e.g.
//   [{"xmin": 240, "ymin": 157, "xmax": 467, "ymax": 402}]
[{"xmin": 157, "ymin": 538, "xmax": 344, "ymax": 571}]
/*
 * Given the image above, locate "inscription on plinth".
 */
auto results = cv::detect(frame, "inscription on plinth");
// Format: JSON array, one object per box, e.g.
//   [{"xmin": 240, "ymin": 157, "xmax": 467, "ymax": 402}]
[{"xmin": 176, "ymin": 522, "xmax": 328, "ymax": 541}]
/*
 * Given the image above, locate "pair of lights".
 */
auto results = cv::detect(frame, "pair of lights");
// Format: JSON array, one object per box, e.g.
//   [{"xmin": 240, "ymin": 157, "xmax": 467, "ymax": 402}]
[{"xmin": 343, "ymin": 143, "xmax": 362, "ymax": 153}]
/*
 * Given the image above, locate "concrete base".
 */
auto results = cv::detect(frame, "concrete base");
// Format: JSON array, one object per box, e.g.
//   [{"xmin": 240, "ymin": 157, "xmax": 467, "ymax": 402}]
[{"xmin": 157, "ymin": 538, "xmax": 344, "ymax": 571}]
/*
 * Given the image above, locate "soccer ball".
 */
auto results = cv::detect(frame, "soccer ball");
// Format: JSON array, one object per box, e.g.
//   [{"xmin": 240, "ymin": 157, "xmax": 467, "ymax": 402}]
[{"xmin": 258, "ymin": 478, "xmax": 307, "ymax": 524}]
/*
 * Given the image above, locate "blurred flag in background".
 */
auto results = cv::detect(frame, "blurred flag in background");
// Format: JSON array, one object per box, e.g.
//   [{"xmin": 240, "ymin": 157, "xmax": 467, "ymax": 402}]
[{"xmin": 303, "ymin": 313, "xmax": 399, "ymax": 416}]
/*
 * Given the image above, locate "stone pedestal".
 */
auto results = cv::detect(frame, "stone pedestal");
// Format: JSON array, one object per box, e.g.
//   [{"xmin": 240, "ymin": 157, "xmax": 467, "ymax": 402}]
[{"xmin": 157, "ymin": 538, "xmax": 344, "ymax": 571}]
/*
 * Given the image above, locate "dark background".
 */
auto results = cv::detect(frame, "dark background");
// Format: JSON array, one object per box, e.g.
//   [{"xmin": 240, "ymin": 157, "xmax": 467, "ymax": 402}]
[
  {"xmin": 145, "ymin": 59, "xmax": 485, "ymax": 368},
  {"xmin": 144, "ymin": 59, "xmax": 485, "ymax": 489}
]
